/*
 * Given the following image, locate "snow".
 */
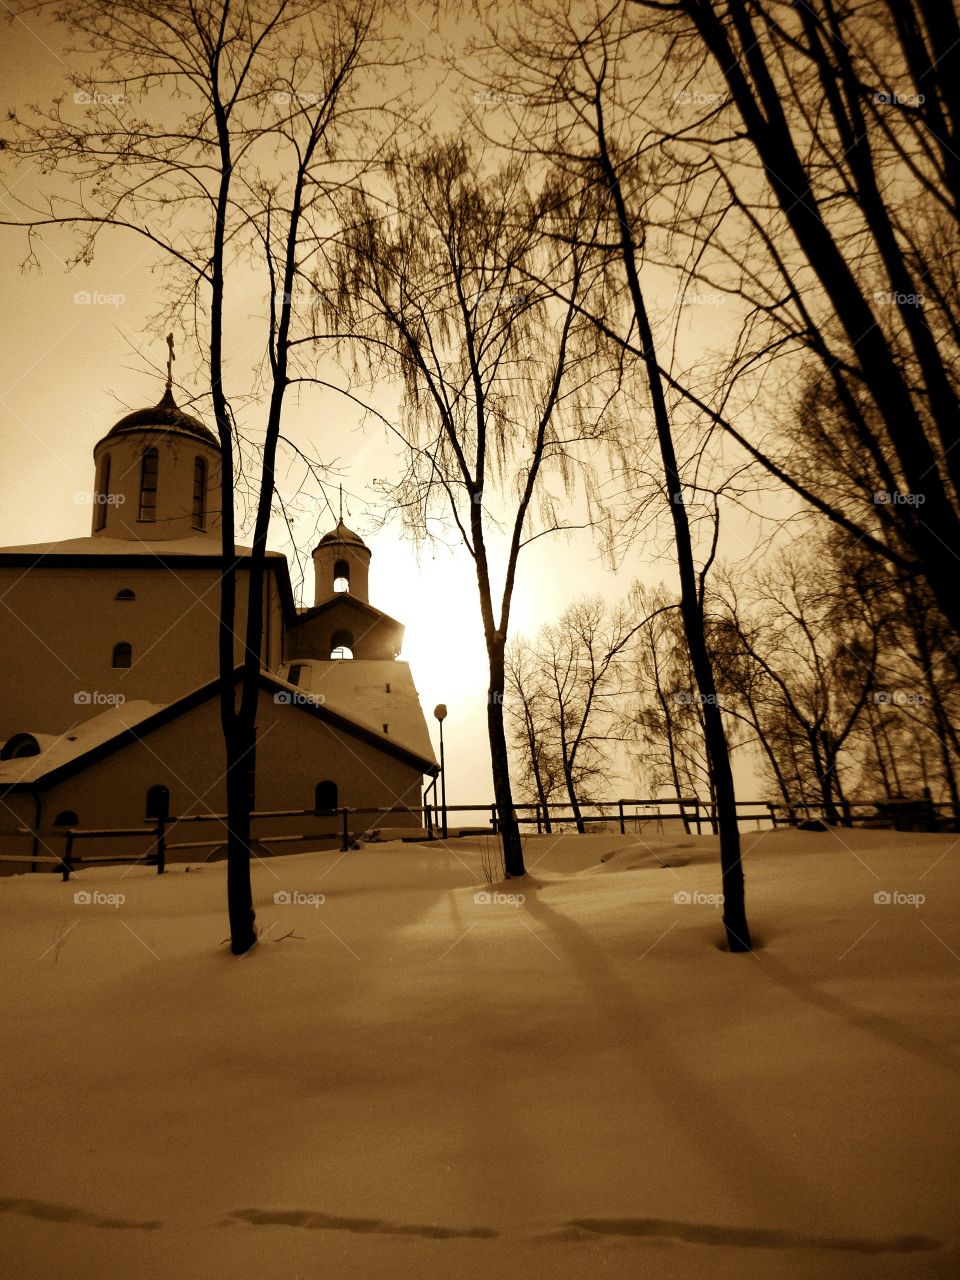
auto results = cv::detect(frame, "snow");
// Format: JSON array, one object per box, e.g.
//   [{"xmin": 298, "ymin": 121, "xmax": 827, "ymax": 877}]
[
  {"xmin": 0, "ymin": 534, "xmax": 284, "ymax": 557},
  {"xmin": 0, "ymin": 827, "xmax": 958, "ymax": 1279},
  {"xmin": 0, "ymin": 701, "xmax": 163, "ymax": 784}
]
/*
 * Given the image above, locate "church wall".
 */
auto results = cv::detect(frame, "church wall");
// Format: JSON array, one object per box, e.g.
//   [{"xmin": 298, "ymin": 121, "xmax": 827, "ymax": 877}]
[
  {"xmin": 0, "ymin": 687, "xmax": 425, "ymax": 870},
  {"xmin": 286, "ymin": 610, "xmax": 402, "ymax": 662},
  {"xmin": 0, "ymin": 563, "xmax": 285, "ymax": 737}
]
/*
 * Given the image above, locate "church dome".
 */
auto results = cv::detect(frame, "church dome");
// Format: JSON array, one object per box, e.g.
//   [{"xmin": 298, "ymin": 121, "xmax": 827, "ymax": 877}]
[
  {"xmin": 107, "ymin": 387, "xmax": 219, "ymax": 448},
  {"xmin": 316, "ymin": 520, "xmax": 367, "ymax": 548}
]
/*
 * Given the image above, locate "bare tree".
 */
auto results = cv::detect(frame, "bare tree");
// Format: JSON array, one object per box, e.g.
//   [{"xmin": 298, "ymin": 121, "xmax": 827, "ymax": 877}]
[
  {"xmin": 470, "ymin": 3, "xmax": 754, "ymax": 947},
  {"xmin": 622, "ymin": 0, "xmax": 960, "ymax": 636},
  {"xmin": 329, "ymin": 139, "xmax": 609, "ymax": 878},
  {"xmin": 1, "ymin": 0, "xmax": 399, "ymax": 951},
  {"xmin": 509, "ymin": 595, "xmax": 645, "ymax": 832},
  {"xmin": 504, "ymin": 637, "xmax": 560, "ymax": 832},
  {"xmin": 714, "ymin": 548, "xmax": 882, "ymax": 824}
]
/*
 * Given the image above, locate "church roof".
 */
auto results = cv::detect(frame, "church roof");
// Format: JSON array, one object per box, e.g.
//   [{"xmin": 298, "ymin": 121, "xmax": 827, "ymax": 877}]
[
  {"xmin": 316, "ymin": 520, "xmax": 368, "ymax": 550},
  {"xmin": 106, "ymin": 387, "xmax": 219, "ymax": 447},
  {"xmin": 279, "ymin": 660, "xmax": 436, "ymax": 766},
  {"xmin": 0, "ymin": 670, "xmax": 437, "ymax": 790}
]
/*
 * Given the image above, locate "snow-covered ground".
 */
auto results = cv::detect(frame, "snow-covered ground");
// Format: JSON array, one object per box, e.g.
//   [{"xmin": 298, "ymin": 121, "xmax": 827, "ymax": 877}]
[{"xmin": 0, "ymin": 827, "xmax": 957, "ymax": 1279}]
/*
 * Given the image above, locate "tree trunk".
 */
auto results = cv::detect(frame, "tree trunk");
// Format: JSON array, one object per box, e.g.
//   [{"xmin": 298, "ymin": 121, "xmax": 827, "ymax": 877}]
[
  {"xmin": 488, "ymin": 644, "xmax": 525, "ymax": 877},
  {"xmin": 810, "ymin": 731, "xmax": 841, "ymax": 825},
  {"xmin": 529, "ymin": 738, "xmax": 553, "ymax": 834},
  {"xmin": 595, "ymin": 127, "xmax": 751, "ymax": 950},
  {"xmin": 224, "ymin": 721, "xmax": 257, "ymax": 955},
  {"xmin": 563, "ymin": 762, "xmax": 586, "ymax": 834}
]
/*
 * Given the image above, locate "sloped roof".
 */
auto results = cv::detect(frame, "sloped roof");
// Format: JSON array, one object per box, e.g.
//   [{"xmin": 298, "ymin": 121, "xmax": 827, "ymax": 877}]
[
  {"xmin": 0, "ymin": 671, "xmax": 437, "ymax": 793},
  {"xmin": 0, "ymin": 701, "xmax": 164, "ymax": 785},
  {"xmin": 282, "ymin": 659, "xmax": 436, "ymax": 765},
  {"xmin": 292, "ymin": 592, "xmax": 403, "ymax": 632},
  {"xmin": 0, "ymin": 535, "xmax": 286, "ymax": 558}
]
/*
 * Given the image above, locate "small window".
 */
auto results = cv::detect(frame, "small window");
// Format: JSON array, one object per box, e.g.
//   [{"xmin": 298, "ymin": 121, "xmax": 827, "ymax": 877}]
[
  {"xmin": 112, "ymin": 642, "xmax": 132, "ymax": 669},
  {"xmin": 0, "ymin": 732, "xmax": 41, "ymax": 760},
  {"xmin": 145, "ymin": 785, "xmax": 170, "ymax": 821},
  {"xmin": 385, "ymin": 682, "xmax": 391, "ymax": 693},
  {"xmin": 139, "ymin": 448, "xmax": 159, "ymax": 521},
  {"xmin": 53, "ymin": 810, "xmax": 79, "ymax": 827},
  {"xmin": 315, "ymin": 780, "xmax": 338, "ymax": 812},
  {"xmin": 382, "ymin": 723, "xmax": 389, "ymax": 734},
  {"xmin": 287, "ymin": 664, "xmax": 303, "ymax": 686},
  {"xmin": 95, "ymin": 453, "xmax": 110, "ymax": 531},
  {"xmin": 333, "ymin": 558, "xmax": 350, "ymax": 593},
  {"xmin": 115, "ymin": 588, "xmax": 136, "ymax": 602},
  {"xmin": 192, "ymin": 456, "xmax": 206, "ymax": 530},
  {"xmin": 330, "ymin": 627, "xmax": 353, "ymax": 660}
]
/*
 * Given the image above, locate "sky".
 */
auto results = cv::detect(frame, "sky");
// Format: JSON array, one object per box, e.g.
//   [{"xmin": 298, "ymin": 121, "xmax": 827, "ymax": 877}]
[{"xmin": 0, "ymin": 2, "xmax": 778, "ymax": 808}]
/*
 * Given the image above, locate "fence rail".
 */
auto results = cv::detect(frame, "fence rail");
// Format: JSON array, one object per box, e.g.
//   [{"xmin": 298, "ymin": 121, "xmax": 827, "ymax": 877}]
[{"xmin": 2, "ymin": 793, "xmax": 955, "ymax": 879}]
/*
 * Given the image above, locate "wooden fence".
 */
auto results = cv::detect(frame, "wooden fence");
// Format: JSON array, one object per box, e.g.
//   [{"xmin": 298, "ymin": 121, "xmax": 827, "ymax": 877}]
[{"xmin": 2, "ymin": 793, "xmax": 954, "ymax": 879}]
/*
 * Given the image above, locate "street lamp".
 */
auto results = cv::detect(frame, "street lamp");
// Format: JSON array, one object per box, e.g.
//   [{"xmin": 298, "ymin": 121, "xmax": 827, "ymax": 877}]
[{"xmin": 433, "ymin": 703, "xmax": 448, "ymax": 839}]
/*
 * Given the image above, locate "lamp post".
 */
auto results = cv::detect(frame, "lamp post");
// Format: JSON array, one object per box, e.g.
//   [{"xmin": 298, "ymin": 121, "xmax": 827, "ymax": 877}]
[{"xmin": 434, "ymin": 703, "xmax": 448, "ymax": 839}]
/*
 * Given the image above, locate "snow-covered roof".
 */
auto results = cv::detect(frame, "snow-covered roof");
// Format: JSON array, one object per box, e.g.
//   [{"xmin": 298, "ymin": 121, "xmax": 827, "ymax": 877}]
[
  {"xmin": 279, "ymin": 659, "xmax": 437, "ymax": 766},
  {"xmin": 0, "ymin": 701, "xmax": 164, "ymax": 784},
  {"xmin": 0, "ymin": 534, "xmax": 287, "ymax": 559}
]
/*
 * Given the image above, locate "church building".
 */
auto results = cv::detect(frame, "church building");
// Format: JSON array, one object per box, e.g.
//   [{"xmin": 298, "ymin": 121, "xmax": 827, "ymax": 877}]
[{"xmin": 0, "ymin": 377, "xmax": 437, "ymax": 867}]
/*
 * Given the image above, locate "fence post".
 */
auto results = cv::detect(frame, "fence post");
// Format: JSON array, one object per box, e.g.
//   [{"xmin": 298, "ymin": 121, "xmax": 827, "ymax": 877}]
[
  {"xmin": 618, "ymin": 800, "xmax": 625, "ymax": 835},
  {"xmin": 61, "ymin": 830, "xmax": 74, "ymax": 882},
  {"xmin": 341, "ymin": 807, "xmax": 349, "ymax": 853},
  {"xmin": 155, "ymin": 813, "xmax": 166, "ymax": 875}
]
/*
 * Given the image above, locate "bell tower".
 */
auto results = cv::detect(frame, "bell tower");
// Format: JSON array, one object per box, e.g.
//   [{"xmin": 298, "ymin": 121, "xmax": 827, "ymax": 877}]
[{"xmin": 311, "ymin": 520, "xmax": 371, "ymax": 606}]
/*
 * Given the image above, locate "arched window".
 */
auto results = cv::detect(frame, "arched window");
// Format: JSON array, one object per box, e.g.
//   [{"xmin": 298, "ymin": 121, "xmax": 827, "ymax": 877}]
[
  {"xmin": 333, "ymin": 558, "xmax": 350, "ymax": 593},
  {"xmin": 112, "ymin": 642, "xmax": 132, "ymax": 669},
  {"xmin": 94, "ymin": 453, "xmax": 111, "ymax": 531},
  {"xmin": 192, "ymin": 456, "xmax": 206, "ymax": 530},
  {"xmin": 145, "ymin": 785, "xmax": 170, "ymax": 822},
  {"xmin": 53, "ymin": 810, "xmax": 79, "ymax": 827},
  {"xmin": 315, "ymin": 780, "xmax": 338, "ymax": 812},
  {"xmin": 114, "ymin": 588, "xmax": 136, "ymax": 602},
  {"xmin": 330, "ymin": 628, "xmax": 354, "ymax": 660},
  {"xmin": 139, "ymin": 448, "xmax": 159, "ymax": 521},
  {"xmin": 0, "ymin": 732, "xmax": 41, "ymax": 760}
]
